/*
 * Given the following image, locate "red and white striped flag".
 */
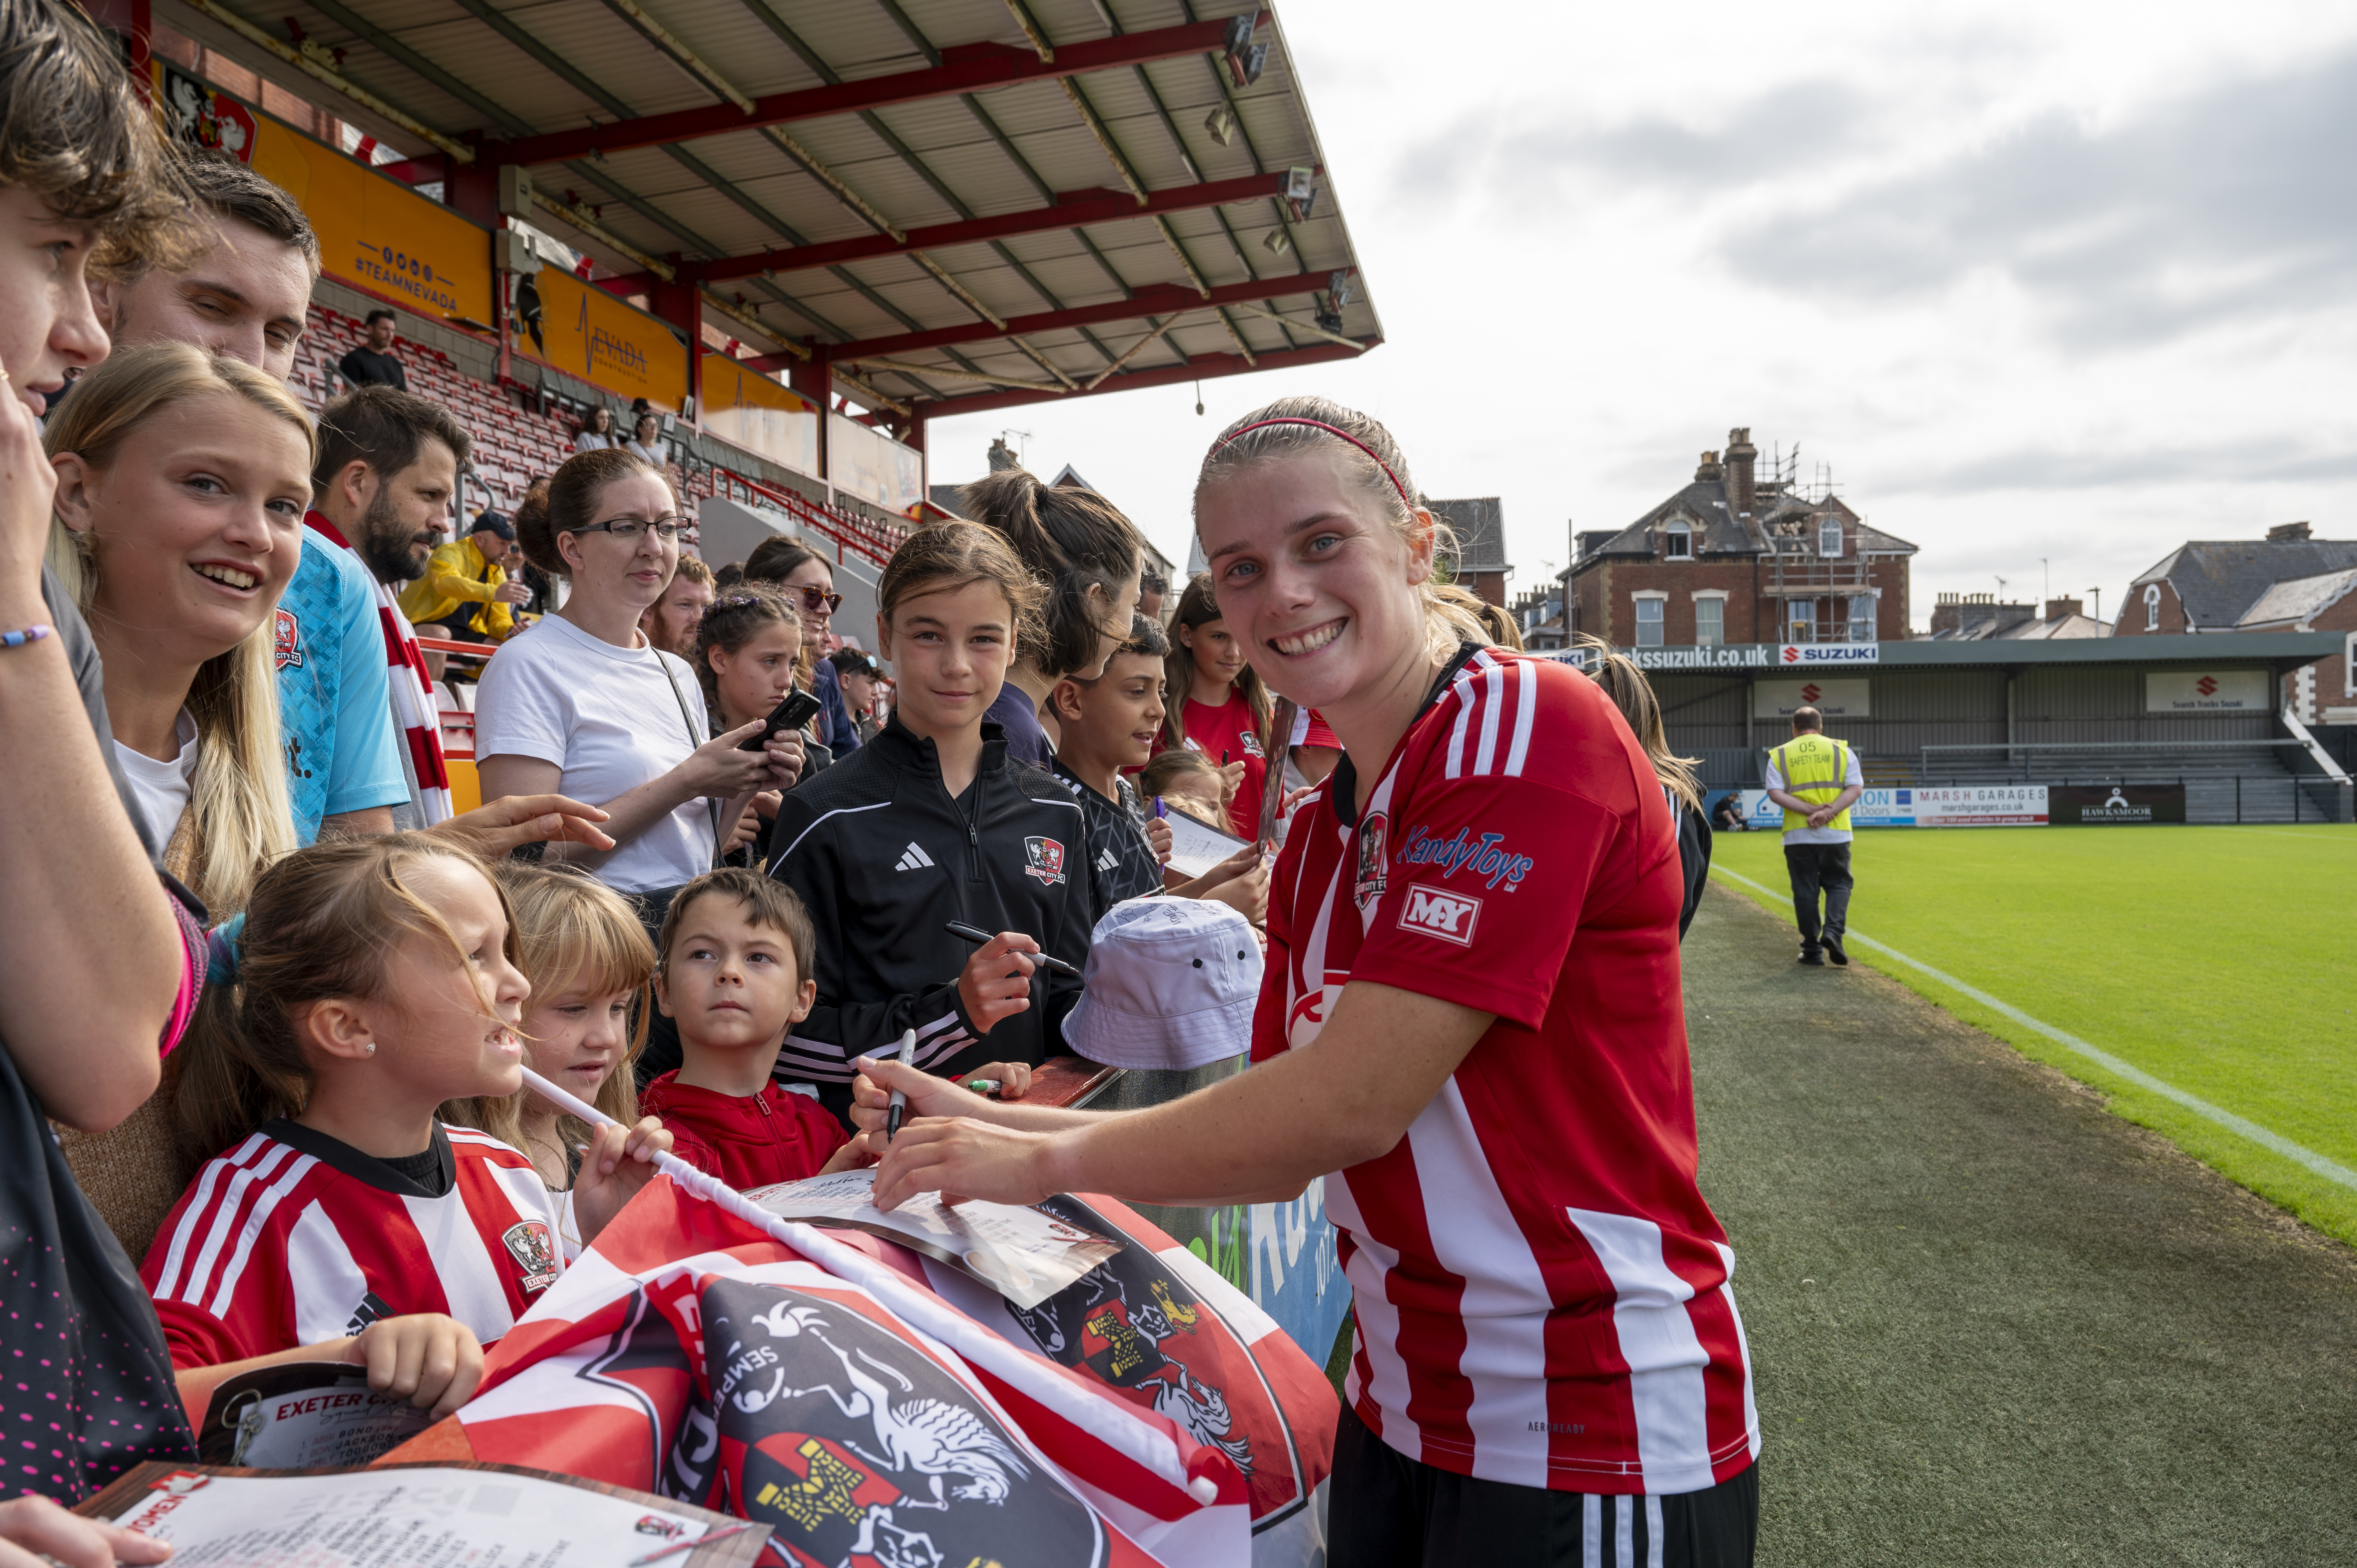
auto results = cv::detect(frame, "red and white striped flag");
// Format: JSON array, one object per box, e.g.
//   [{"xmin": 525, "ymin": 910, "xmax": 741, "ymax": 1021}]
[{"xmin": 444, "ymin": 1175, "xmax": 1281, "ymax": 1568}]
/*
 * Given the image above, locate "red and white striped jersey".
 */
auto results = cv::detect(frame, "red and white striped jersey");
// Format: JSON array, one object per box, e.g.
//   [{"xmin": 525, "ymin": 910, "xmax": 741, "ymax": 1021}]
[
  {"xmin": 141, "ymin": 1121, "xmax": 561, "ymax": 1370},
  {"xmin": 304, "ymin": 509, "xmax": 450, "ymax": 826},
  {"xmin": 1251, "ymin": 646, "xmax": 1758, "ymax": 1497}
]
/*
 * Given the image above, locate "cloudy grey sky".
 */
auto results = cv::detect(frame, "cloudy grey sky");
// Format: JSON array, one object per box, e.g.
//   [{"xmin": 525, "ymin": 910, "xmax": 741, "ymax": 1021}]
[{"xmin": 933, "ymin": 0, "xmax": 2357, "ymax": 630}]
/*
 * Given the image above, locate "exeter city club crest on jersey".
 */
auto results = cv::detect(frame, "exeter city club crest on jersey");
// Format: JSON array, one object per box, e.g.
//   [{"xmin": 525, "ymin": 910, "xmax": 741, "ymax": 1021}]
[
  {"xmin": 502, "ymin": 1219, "xmax": 558, "ymax": 1294},
  {"xmin": 273, "ymin": 607, "xmax": 303, "ymax": 671},
  {"xmin": 1023, "ymin": 835, "xmax": 1067, "ymax": 886}
]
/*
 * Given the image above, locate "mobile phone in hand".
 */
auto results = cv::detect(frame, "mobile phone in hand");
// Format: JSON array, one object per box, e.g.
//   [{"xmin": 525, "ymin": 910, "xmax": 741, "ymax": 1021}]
[{"xmin": 739, "ymin": 688, "xmax": 822, "ymax": 750}]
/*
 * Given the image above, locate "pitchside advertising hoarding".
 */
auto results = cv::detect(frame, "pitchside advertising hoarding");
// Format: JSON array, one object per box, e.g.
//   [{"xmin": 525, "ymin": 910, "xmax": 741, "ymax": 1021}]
[
  {"xmin": 1548, "ymin": 642, "xmax": 1880, "ymax": 671},
  {"xmin": 1732, "ymin": 782, "xmax": 2187, "ymax": 828}
]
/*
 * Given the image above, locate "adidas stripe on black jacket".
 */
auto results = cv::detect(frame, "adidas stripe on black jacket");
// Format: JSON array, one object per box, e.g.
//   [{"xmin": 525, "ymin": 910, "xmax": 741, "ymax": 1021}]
[{"xmin": 765, "ymin": 715, "xmax": 1089, "ymax": 1088}]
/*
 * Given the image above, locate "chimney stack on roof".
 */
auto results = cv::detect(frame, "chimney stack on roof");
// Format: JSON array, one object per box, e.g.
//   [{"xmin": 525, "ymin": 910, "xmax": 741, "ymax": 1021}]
[
  {"xmin": 1695, "ymin": 450, "xmax": 1722, "ymax": 482},
  {"xmin": 2044, "ymin": 597, "xmax": 2083, "ymax": 622},
  {"xmin": 2267, "ymin": 521, "xmax": 2313, "ymax": 541},
  {"xmin": 1724, "ymin": 427, "xmax": 1757, "ymax": 514}
]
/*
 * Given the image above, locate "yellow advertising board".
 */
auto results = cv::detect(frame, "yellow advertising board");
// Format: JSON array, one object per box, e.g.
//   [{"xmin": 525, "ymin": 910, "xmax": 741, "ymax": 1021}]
[
  {"xmin": 511, "ymin": 269, "xmax": 690, "ymax": 413},
  {"xmin": 700, "ymin": 353, "xmax": 820, "ymax": 475},
  {"xmin": 154, "ymin": 63, "xmax": 491, "ymax": 326}
]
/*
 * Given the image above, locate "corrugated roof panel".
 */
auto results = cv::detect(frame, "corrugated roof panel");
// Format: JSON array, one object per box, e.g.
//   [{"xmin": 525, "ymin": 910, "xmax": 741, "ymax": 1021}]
[{"xmin": 177, "ymin": 0, "xmax": 1376, "ymax": 405}]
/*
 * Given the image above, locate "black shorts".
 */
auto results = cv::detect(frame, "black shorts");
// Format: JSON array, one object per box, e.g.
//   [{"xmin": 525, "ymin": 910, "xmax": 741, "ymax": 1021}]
[{"xmin": 1328, "ymin": 1404, "xmax": 1758, "ymax": 1568}]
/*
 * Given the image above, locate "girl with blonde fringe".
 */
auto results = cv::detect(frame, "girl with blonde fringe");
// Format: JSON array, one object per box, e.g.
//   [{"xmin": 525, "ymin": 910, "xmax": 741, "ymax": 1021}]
[
  {"xmin": 446, "ymin": 862, "xmax": 657, "ymax": 1194},
  {"xmin": 44, "ymin": 340, "xmax": 303, "ymax": 915}
]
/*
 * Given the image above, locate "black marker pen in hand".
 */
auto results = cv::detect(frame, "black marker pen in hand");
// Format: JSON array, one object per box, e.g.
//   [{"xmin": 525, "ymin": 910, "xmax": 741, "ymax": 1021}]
[{"xmin": 884, "ymin": 1027, "xmax": 916, "ymax": 1142}]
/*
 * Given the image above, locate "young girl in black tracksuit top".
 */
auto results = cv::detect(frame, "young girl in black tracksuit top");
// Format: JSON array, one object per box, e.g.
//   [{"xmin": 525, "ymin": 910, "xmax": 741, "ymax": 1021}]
[{"xmin": 767, "ymin": 524, "xmax": 1088, "ymax": 1116}]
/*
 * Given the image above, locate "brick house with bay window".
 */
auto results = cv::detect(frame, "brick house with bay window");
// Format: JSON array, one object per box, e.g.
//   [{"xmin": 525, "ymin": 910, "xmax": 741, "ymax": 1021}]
[{"xmin": 1564, "ymin": 427, "xmax": 1917, "ymax": 647}]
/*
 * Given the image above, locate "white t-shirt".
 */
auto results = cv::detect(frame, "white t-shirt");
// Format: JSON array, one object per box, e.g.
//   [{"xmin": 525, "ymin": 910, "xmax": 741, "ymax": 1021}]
[
  {"xmin": 573, "ymin": 431, "xmax": 616, "ymax": 453},
  {"xmin": 114, "ymin": 710, "xmax": 200, "ymax": 851},
  {"xmin": 624, "ymin": 438, "xmax": 665, "ymax": 465},
  {"xmin": 474, "ymin": 612, "xmax": 716, "ymax": 892},
  {"xmin": 1762, "ymin": 739, "xmax": 1866, "ymax": 845}
]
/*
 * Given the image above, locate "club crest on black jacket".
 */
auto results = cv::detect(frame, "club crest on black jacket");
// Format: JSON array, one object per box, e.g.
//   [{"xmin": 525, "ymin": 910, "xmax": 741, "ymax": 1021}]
[{"xmin": 767, "ymin": 716, "xmax": 1088, "ymax": 1092}]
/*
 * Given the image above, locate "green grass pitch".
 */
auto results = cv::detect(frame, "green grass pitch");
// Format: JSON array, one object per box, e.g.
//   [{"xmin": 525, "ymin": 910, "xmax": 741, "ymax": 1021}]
[{"xmin": 1707, "ymin": 823, "xmax": 2357, "ymax": 1247}]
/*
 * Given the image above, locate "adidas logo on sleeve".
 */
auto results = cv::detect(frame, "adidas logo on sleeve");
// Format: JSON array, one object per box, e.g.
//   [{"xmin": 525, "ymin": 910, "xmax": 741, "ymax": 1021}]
[{"xmin": 894, "ymin": 842, "xmax": 935, "ymax": 872}]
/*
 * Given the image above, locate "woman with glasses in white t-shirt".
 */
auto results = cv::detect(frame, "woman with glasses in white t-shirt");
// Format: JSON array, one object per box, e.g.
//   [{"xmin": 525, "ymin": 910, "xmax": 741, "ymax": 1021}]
[{"xmin": 475, "ymin": 450, "xmax": 799, "ymax": 924}]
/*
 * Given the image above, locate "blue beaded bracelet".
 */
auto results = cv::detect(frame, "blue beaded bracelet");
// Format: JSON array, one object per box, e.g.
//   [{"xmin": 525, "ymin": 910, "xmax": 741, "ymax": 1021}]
[{"xmin": 0, "ymin": 623, "xmax": 53, "ymax": 650}]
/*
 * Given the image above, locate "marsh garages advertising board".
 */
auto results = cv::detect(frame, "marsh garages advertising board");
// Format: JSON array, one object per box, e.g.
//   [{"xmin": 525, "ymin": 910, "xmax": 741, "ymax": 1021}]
[{"xmin": 1733, "ymin": 784, "xmax": 2048, "ymax": 828}]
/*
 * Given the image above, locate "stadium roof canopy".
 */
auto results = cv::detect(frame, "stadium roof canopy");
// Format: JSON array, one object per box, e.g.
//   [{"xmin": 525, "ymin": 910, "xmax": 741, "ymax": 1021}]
[{"xmin": 152, "ymin": 0, "xmax": 1380, "ymax": 432}]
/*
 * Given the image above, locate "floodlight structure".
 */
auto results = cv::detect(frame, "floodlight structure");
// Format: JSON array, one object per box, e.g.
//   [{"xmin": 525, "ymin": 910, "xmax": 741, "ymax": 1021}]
[
  {"xmin": 1283, "ymin": 166, "xmax": 1317, "ymax": 222},
  {"xmin": 1224, "ymin": 14, "xmax": 1269, "ymax": 87}
]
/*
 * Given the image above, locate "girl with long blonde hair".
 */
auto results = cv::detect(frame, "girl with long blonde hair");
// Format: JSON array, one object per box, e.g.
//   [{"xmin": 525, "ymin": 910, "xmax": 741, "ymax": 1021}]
[
  {"xmin": 45, "ymin": 340, "xmax": 303, "ymax": 914},
  {"xmin": 445, "ymin": 862, "xmax": 657, "ymax": 1190}
]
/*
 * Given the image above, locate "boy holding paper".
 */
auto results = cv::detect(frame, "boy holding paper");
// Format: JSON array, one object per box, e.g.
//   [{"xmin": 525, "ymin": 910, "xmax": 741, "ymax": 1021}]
[{"xmin": 1050, "ymin": 620, "xmax": 1267, "ymax": 925}]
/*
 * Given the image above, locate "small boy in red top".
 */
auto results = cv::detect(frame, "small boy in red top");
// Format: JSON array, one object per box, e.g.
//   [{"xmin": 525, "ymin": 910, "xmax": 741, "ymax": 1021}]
[{"xmin": 639, "ymin": 869, "xmax": 871, "ymax": 1188}]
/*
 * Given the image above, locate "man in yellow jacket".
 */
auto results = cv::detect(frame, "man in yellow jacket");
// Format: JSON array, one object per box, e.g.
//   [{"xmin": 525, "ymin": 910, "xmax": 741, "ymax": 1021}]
[
  {"xmin": 399, "ymin": 511, "xmax": 529, "ymax": 666},
  {"xmin": 1764, "ymin": 704, "xmax": 1864, "ymax": 966}
]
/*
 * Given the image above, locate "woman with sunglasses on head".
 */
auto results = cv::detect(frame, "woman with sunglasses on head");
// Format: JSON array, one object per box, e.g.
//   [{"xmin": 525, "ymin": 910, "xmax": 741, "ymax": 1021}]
[
  {"xmin": 742, "ymin": 535, "xmax": 863, "ymax": 757},
  {"xmin": 475, "ymin": 450, "xmax": 799, "ymax": 928}
]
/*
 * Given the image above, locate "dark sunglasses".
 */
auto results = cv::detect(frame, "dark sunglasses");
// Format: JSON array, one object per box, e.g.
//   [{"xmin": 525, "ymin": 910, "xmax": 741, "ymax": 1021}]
[{"xmin": 790, "ymin": 585, "xmax": 844, "ymax": 613}]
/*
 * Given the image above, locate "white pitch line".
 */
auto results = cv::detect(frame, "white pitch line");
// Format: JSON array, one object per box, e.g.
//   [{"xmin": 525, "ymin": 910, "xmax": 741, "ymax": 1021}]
[{"xmin": 1708, "ymin": 863, "xmax": 2357, "ymax": 1193}]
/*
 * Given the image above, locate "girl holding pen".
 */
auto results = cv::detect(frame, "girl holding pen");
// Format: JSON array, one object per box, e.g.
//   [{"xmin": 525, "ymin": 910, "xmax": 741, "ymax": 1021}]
[
  {"xmin": 851, "ymin": 398, "xmax": 1760, "ymax": 1568},
  {"xmin": 764, "ymin": 523, "xmax": 1088, "ymax": 1123}
]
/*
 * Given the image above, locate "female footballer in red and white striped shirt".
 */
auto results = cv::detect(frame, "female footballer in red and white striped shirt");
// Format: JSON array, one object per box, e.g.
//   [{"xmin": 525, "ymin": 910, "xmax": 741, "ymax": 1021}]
[
  {"xmin": 853, "ymin": 397, "xmax": 1759, "ymax": 1566},
  {"xmin": 144, "ymin": 835, "xmax": 670, "ymax": 1426}
]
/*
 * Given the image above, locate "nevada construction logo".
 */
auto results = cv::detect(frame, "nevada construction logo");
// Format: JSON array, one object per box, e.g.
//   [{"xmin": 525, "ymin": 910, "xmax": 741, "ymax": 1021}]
[{"xmin": 1398, "ymin": 886, "xmax": 1482, "ymax": 945}]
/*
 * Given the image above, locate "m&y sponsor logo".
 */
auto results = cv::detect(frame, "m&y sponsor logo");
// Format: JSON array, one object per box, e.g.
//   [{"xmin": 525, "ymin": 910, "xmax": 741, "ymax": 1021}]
[
  {"xmin": 1394, "ymin": 825, "xmax": 1534, "ymax": 890},
  {"xmin": 1399, "ymin": 887, "xmax": 1482, "ymax": 945}
]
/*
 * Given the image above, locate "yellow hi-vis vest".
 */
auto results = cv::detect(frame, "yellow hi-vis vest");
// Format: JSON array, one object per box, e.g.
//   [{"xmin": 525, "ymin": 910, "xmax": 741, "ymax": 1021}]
[{"xmin": 1771, "ymin": 733, "xmax": 1853, "ymax": 833}]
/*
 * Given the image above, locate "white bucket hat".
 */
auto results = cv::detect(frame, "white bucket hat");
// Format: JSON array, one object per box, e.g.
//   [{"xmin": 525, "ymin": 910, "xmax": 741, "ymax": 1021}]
[{"xmin": 1061, "ymin": 897, "xmax": 1262, "ymax": 1070}]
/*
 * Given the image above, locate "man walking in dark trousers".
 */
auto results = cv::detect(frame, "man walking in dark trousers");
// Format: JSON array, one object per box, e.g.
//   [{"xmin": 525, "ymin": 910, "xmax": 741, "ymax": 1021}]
[{"xmin": 1765, "ymin": 704, "xmax": 1864, "ymax": 966}]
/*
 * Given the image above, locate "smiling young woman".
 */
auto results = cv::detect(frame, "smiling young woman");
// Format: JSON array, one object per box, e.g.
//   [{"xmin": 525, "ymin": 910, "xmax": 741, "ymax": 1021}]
[
  {"xmin": 852, "ymin": 396, "xmax": 1760, "ymax": 1567},
  {"xmin": 45, "ymin": 341, "xmax": 307, "ymax": 914}
]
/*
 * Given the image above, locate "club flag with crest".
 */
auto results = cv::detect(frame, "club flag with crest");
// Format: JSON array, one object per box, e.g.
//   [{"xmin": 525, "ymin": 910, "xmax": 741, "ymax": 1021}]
[{"xmin": 428, "ymin": 1173, "xmax": 1335, "ymax": 1568}]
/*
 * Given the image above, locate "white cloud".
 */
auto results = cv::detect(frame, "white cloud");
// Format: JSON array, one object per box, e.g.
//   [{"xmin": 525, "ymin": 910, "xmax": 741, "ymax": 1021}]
[{"xmin": 928, "ymin": 0, "xmax": 2357, "ymax": 629}]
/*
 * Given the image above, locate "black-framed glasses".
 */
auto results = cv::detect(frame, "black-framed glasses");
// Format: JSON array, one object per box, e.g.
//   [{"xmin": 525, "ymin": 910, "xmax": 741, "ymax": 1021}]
[
  {"xmin": 791, "ymin": 585, "xmax": 844, "ymax": 613},
  {"xmin": 572, "ymin": 514, "xmax": 685, "ymax": 543}
]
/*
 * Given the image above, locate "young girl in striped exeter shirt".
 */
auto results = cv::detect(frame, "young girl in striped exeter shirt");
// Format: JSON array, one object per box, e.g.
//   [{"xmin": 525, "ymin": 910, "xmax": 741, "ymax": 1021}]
[{"xmin": 144, "ymin": 835, "xmax": 671, "ymax": 1428}]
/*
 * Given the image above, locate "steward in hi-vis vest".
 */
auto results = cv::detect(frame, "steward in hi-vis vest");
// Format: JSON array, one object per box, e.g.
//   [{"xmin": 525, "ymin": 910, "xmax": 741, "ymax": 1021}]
[
  {"xmin": 1763, "ymin": 706, "xmax": 1863, "ymax": 967},
  {"xmin": 1769, "ymin": 733, "xmax": 1854, "ymax": 835}
]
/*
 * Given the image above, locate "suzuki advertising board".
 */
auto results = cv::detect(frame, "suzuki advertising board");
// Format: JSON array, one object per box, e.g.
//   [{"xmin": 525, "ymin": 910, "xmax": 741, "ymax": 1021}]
[
  {"xmin": 1753, "ymin": 678, "xmax": 1870, "ymax": 719},
  {"xmin": 1778, "ymin": 643, "xmax": 1880, "ymax": 665},
  {"xmin": 2145, "ymin": 669, "xmax": 2269, "ymax": 712}
]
